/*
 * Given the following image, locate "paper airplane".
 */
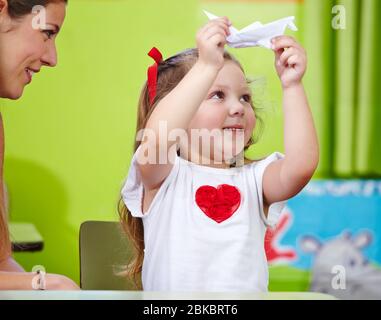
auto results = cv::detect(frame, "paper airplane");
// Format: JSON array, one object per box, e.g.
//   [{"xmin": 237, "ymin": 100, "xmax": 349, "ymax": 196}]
[{"xmin": 204, "ymin": 10, "xmax": 298, "ymax": 49}]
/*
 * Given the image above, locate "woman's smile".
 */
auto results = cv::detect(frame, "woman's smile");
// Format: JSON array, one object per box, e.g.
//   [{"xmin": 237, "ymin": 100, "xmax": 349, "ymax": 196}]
[{"xmin": 24, "ymin": 67, "xmax": 40, "ymax": 84}]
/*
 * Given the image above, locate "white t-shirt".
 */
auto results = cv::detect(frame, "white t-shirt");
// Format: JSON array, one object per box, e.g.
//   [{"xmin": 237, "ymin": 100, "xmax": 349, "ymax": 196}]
[{"xmin": 121, "ymin": 149, "xmax": 286, "ymax": 292}]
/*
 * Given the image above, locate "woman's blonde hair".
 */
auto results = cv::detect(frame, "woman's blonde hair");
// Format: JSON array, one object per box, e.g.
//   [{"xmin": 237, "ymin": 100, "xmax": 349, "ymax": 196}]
[{"xmin": 118, "ymin": 48, "xmax": 263, "ymax": 289}]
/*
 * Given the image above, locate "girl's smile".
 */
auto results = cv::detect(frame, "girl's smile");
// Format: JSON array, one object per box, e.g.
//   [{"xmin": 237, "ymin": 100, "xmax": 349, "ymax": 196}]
[{"xmin": 183, "ymin": 60, "xmax": 256, "ymax": 166}]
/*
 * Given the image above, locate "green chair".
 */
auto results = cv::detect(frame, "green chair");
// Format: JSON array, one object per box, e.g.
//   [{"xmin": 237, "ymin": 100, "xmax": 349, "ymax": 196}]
[{"xmin": 79, "ymin": 221, "xmax": 136, "ymax": 290}]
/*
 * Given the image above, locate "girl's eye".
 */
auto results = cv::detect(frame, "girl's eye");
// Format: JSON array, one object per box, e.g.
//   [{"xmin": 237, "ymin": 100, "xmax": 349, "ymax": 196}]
[
  {"xmin": 42, "ymin": 30, "xmax": 55, "ymax": 40},
  {"xmin": 210, "ymin": 91, "xmax": 224, "ymax": 100},
  {"xmin": 240, "ymin": 94, "xmax": 252, "ymax": 103}
]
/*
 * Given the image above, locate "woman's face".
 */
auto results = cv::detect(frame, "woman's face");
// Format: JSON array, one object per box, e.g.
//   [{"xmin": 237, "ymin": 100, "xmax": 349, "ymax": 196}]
[{"xmin": 0, "ymin": 2, "xmax": 66, "ymax": 99}]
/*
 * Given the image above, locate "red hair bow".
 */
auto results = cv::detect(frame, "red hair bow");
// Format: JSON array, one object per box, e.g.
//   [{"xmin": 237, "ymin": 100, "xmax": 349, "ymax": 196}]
[{"xmin": 147, "ymin": 47, "xmax": 163, "ymax": 106}]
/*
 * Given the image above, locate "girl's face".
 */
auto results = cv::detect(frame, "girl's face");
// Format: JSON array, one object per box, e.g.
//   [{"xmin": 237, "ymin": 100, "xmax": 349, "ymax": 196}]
[
  {"xmin": 0, "ymin": 2, "xmax": 66, "ymax": 99},
  {"xmin": 184, "ymin": 60, "xmax": 256, "ymax": 166}
]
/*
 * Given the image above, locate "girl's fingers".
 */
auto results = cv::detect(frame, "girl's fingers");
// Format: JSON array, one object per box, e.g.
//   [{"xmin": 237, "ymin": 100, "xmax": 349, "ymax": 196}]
[
  {"xmin": 203, "ymin": 26, "xmax": 229, "ymax": 41},
  {"xmin": 274, "ymin": 48, "xmax": 284, "ymax": 62},
  {"xmin": 202, "ymin": 18, "xmax": 230, "ymax": 34},
  {"xmin": 279, "ymin": 48, "xmax": 297, "ymax": 65},
  {"xmin": 212, "ymin": 16, "xmax": 231, "ymax": 26},
  {"xmin": 287, "ymin": 54, "xmax": 300, "ymax": 67},
  {"xmin": 204, "ymin": 18, "xmax": 230, "ymax": 30},
  {"xmin": 272, "ymin": 36, "xmax": 302, "ymax": 52},
  {"xmin": 204, "ymin": 23, "xmax": 228, "ymax": 34},
  {"xmin": 209, "ymin": 33, "xmax": 227, "ymax": 47},
  {"xmin": 222, "ymin": 16, "xmax": 232, "ymax": 26},
  {"xmin": 199, "ymin": 27, "xmax": 229, "ymax": 42}
]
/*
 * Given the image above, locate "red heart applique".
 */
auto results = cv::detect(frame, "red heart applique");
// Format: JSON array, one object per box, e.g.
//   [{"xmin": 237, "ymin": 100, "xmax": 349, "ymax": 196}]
[{"xmin": 195, "ymin": 184, "xmax": 241, "ymax": 223}]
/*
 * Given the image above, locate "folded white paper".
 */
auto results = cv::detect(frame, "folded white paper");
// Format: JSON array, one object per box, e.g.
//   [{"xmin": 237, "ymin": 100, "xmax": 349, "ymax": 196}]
[{"xmin": 204, "ymin": 10, "xmax": 298, "ymax": 49}]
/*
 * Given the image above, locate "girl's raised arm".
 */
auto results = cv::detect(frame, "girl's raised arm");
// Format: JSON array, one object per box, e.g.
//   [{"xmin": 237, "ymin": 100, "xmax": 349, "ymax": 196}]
[
  {"xmin": 137, "ymin": 17, "xmax": 231, "ymax": 191},
  {"xmin": 262, "ymin": 36, "xmax": 319, "ymax": 210}
]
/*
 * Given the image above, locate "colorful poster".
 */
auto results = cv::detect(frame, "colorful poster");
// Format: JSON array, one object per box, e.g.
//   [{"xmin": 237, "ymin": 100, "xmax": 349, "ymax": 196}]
[{"xmin": 267, "ymin": 180, "xmax": 381, "ymax": 299}]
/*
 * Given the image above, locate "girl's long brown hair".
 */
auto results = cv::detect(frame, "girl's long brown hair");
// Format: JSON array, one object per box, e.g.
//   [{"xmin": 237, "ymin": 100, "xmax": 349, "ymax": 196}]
[{"xmin": 118, "ymin": 48, "xmax": 263, "ymax": 289}]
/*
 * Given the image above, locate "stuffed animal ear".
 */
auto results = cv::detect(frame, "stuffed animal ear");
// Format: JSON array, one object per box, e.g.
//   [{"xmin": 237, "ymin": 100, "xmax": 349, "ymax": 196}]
[
  {"xmin": 300, "ymin": 235, "xmax": 321, "ymax": 254},
  {"xmin": 352, "ymin": 231, "xmax": 372, "ymax": 249}
]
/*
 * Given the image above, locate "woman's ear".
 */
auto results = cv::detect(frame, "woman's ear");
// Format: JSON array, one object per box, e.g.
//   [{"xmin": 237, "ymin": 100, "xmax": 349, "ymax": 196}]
[
  {"xmin": 0, "ymin": 0, "xmax": 7, "ymax": 13},
  {"xmin": 0, "ymin": 0, "xmax": 12, "ymax": 33}
]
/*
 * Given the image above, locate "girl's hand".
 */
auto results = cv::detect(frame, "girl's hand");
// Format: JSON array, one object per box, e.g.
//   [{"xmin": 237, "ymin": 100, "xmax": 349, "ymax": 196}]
[
  {"xmin": 272, "ymin": 36, "xmax": 307, "ymax": 89},
  {"xmin": 196, "ymin": 17, "xmax": 231, "ymax": 70}
]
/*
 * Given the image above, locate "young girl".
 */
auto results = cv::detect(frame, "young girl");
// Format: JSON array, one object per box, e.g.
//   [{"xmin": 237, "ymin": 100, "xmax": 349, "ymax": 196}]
[{"xmin": 120, "ymin": 16, "xmax": 319, "ymax": 292}]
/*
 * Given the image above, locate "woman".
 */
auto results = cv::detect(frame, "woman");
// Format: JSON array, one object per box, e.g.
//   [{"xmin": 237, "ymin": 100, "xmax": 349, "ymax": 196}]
[{"xmin": 0, "ymin": 0, "xmax": 78, "ymax": 290}]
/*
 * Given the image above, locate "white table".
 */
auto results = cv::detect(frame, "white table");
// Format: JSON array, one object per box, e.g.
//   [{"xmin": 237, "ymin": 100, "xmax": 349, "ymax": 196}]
[{"xmin": 0, "ymin": 291, "xmax": 337, "ymax": 300}]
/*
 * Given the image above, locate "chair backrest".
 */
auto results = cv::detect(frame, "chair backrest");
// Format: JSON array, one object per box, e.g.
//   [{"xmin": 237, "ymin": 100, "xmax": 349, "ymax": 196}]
[{"xmin": 79, "ymin": 221, "xmax": 136, "ymax": 290}]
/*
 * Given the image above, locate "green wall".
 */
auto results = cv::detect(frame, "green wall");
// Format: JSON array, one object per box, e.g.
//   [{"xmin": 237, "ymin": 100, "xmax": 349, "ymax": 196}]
[{"xmin": 0, "ymin": 0, "xmax": 300, "ymax": 284}]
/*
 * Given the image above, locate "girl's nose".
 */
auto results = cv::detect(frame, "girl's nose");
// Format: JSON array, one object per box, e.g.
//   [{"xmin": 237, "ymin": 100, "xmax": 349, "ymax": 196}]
[
  {"xmin": 229, "ymin": 100, "xmax": 245, "ymax": 117},
  {"xmin": 41, "ymin": 43, "xmax": 58, "ymax": 67}
]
